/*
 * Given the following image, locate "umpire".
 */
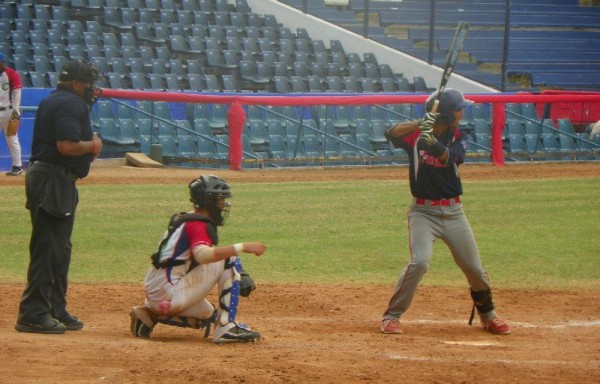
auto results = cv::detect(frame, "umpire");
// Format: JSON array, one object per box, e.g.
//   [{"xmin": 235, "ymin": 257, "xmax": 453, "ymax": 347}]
[{"xmin": 15, "ymin": 60, "xmax": 103, "ymax": 334}]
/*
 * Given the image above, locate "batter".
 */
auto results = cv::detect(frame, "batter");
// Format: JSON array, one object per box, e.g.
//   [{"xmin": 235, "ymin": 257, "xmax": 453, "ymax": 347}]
[{"xmin": 381, "ymin": 88, "xmax": 510, "ymax": 335}]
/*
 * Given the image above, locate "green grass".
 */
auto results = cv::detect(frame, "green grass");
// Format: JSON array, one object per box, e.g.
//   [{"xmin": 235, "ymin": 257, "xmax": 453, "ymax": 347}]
[{"xmin": 1, "ymin": 177, "xmax": 599, "ymax": 290}]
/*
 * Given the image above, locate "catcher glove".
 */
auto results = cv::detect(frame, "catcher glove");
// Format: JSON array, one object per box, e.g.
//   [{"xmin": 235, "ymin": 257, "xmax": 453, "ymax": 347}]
[
  {"xmin": 239, "ymin": 269, "xmax": 256, "ymax": 297},
  {"xmin": 7, "ymin": 112, "xmax": 20, "ymax": 137}
]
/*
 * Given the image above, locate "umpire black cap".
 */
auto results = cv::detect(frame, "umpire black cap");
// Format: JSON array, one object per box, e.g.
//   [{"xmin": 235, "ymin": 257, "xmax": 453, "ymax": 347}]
[{"xmin": 59, "ymin": 60, "xmax": 96, "ymax": 83}]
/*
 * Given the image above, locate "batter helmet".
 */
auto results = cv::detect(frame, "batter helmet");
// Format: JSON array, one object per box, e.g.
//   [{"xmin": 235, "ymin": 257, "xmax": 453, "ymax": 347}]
[
  {"xmin": 425, "ymin": 88, "xmax": 474, "ymax": 125},
  {"xmin": 189, "ymin": 175, "xmax": 232, "ymax": 226}
]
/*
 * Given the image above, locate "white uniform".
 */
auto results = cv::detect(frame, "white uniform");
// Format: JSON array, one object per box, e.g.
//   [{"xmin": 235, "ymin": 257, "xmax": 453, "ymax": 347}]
[
  {"xmin": 144, "ymin": 219, "xmax": 234, "ymax": 321},
  {"xmin": 0, "ymin": 67, "xmax": 22, "ymax": 168}
]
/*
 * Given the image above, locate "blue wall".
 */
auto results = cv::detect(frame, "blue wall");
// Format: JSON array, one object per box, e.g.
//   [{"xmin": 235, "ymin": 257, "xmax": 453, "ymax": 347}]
[{"xmin": 1, "ymin": 88, "xmax": 52, "ymax": 171}]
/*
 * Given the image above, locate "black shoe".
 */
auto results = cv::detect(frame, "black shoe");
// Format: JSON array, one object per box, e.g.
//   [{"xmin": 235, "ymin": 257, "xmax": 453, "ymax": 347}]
[
  {"xmin": 15, "ymin": 316, "xmax": 66, "ymax": 334},
  {"xmin": 6, "ymin": 166, "xmax": 23, "ymax": 176},
  {"xmin": 56, "ymin": 314, "xmax": 84, "ymax": 331},
  {"xmin": 213, "ymin": 322, "xmax": 261, "ymax": 344}
]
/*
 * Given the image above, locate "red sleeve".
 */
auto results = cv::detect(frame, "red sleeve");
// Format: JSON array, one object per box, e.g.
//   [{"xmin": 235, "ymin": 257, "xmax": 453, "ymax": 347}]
[
  {"xmin": 6, "ymin": 68, "xmax": 22, "ymax": 89},
  {"xmin": 185, "ymin": 220, "xmax": 214, "ymax": 249}
]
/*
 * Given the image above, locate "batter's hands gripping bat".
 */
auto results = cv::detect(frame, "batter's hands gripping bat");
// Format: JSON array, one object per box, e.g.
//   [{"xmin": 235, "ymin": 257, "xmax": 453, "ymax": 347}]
[{"xmin": 430, "ymin": 22, "xmax": 469, "ymax": 114}]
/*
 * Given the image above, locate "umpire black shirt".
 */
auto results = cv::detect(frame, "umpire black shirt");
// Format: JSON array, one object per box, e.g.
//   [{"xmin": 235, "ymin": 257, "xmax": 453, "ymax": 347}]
[{"xmin": 30, "ymin": 85, "xmax": 95, "ymax": 179}]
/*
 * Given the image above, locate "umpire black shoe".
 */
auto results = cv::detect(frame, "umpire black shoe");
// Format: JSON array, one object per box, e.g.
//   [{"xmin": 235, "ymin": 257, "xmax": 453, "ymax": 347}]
[
  {"xmin": 56, "ymin": 314, "xmax": 84, "ymax": 331},
  {"xmin": 15, "ymin": 316, "xmax": 66, "ymax": 334}
]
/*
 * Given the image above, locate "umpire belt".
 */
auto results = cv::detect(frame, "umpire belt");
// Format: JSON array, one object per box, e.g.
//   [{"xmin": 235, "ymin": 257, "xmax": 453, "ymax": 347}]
[
  {"xmin": 30, "ymin": 160, "xmax": 80, "ymax": 182},
  {"xmin": 414, "ymin": 197, "xmax": 461, "ymax": 207}
]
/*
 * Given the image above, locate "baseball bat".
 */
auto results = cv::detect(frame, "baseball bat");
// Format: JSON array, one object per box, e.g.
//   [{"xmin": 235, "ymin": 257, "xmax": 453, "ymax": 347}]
[{"xmin": 430, "ymin": 22, "xmax": 469, "ymax": 113}]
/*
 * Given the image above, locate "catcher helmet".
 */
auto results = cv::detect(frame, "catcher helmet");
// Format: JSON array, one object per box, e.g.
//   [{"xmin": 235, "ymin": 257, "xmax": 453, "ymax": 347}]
[
  {"xmin": 425, "ymin": 88, "xmax": 474, "ymax": 125},
  {"xmin": 189, "ymin": 175, "xmax": 232, "ymax": 226}
]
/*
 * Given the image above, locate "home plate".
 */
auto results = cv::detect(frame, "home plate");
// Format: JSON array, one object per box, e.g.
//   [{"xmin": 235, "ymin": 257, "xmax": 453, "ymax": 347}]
[{"xmin": 442, "ymin": 340, "xmax": 504, "ymax": 346}]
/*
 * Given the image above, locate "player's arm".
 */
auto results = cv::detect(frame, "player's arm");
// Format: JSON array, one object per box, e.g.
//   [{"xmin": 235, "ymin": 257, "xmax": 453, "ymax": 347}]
[
  {"xmin": 57, "ymin": 133, "xmax": 102, "ymax": 157},
  {"xmin": 385, "ymin": 120, "xmax": 419, "ymax": 139},
  {"xmin": 192, "ymin": 242, "xmax": 267, "ymax": 264}
]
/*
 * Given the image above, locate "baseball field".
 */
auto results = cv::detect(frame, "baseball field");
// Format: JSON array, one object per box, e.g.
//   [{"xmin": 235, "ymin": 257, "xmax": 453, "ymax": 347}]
[{"xmin": 0, "ymin": 161, "xmax": 599, "ymax": 383}]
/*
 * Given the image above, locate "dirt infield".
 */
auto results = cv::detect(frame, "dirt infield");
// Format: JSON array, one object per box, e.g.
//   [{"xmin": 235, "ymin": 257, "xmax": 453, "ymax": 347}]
[{"xmin": 1, "ymin": 162, "xmax": 599, "ymax": 383}]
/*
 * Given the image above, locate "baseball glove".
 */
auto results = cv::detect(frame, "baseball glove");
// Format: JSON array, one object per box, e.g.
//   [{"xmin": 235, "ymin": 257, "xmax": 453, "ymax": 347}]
[
  {"xmin": 239, "ymin": 269, "xmax": 256, "ymax": 297},
  {"xmin": 7, "ymin": 113, "xmax": 20, "ymax": 137}
]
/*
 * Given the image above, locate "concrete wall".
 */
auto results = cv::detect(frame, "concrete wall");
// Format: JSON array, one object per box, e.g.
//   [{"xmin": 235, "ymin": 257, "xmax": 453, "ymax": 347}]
[{"xmin": 246, "ymin": 0, "xmax": 498, "ymax": 94}]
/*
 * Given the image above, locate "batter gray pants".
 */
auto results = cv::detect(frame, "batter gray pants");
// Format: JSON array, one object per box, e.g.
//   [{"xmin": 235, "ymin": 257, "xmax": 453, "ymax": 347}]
[{"xmin": 383, "ymin": 199, "xmax": 491, "ymax": 320}]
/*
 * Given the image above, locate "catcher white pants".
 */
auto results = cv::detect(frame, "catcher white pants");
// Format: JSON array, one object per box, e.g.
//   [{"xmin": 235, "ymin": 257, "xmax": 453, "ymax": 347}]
[
  {"xmin": 144, "ymin": 257, "xmax": 236, "ymax": 322},
  {"xmin": 0, "ymin": 112, "xmax": 22, "ymax": 167}
]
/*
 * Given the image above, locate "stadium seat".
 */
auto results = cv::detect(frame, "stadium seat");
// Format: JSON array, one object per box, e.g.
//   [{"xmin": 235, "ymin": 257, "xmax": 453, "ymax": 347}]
[
  {"xmin": 149, "ymin": 74, "xmax": 167, "ymax": 90},
  {"xmin": 131, "ymin": 73, "xmax": 150, "ymax": 89},
  {"xmin": 221, "ymin": 75, "xmax": 238, "ymax": 92},
  {"xmin": 508, "ymin": 133, "xmax": 527, "ymax": 154},
  {"xmin": 158, "ymin": 135, "xmax": 180, "ymax": 157},
  {"xmin": 118, "ymin": 119, "xmax": 139, "ymax": 145},
  {"xmin": 29, "ymin": 72, "xmax": 49, "ymax": 88},
  {"xmin": 99, "ymin": 118, "xmax": 123, "ymax": 145},
  {"xmin": 506, "ymin": 120, "xmax": 525, "ymax": 136}
]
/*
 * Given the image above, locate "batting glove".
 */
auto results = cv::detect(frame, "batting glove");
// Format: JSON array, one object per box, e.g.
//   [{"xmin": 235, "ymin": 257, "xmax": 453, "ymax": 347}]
[
  {"xmin": 418, "ymin": 112, "xmax": 437, "ymax": 133},
  {"xmin": 420, "ymin": 130, "xmax": 437, "ymax": 146}
]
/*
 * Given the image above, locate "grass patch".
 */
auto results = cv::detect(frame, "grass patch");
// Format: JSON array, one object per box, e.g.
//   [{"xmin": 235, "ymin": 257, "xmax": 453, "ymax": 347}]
[{"xmin": 1, "ymin": 177, "xmax": 598, "ymax": 289}]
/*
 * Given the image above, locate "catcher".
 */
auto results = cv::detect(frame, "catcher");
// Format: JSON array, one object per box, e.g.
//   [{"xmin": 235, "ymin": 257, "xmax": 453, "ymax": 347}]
[
  {"xmin": 130, "ymin": 175, "xmax": 267, "ymax": 343},
  {"xmin": 381, "ymin": 88, "xmax": 510, "ymax": 336},
  {"xmin": 0, "ymin": 53, "xmax": 24, "ymax": 176}
]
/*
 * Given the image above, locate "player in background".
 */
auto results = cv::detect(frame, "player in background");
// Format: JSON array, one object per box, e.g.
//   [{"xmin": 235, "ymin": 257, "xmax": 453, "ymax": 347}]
[
  {"xmin": 130, "ymin": 175, "xmax": 267, "ymax": 344},
  {"xmin": 381, "ymin": 88, "xmax": 510, "ymax": 335},
  {"xmin": 0, "ymin": 53, "xmax": 24, "ymax": 176}
]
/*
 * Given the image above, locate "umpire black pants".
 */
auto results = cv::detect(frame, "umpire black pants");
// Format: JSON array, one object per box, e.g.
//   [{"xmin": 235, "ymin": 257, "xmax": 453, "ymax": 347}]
[{"xmin": 17, "ymin": 161, "xmax": 79, "ymax": 323}]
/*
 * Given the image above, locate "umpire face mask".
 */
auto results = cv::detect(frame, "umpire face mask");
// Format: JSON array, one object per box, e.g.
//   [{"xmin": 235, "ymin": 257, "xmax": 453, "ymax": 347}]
[{"xmin": 59, "ymin": 60, "xmax": 102, "ymax": 107}]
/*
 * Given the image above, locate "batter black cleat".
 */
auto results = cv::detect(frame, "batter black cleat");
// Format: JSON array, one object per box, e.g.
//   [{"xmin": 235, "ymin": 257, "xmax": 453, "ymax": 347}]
[
  {"xmin": 130, "ymin": 306, "xmax": 157, "ymax": 338},
  {"xmin": 213, "ymin": 322, "xmax": 261, "ymax": 344}
]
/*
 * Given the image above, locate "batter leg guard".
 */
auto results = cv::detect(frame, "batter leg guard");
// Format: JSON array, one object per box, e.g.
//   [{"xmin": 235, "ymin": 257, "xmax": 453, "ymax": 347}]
[
  {"xmin": 130, "ymin": 306, "xmax": 157, "ymax": 338},
  {"xmin": 468, "ymin": 289, "xmax": 495, "ymax": 325}
]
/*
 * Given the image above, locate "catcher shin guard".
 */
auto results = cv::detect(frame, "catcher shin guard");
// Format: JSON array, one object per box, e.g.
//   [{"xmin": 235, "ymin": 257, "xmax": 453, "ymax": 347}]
[
  {"xmin": 212, "ymin": 257, "xmax": 261, "ymax": 343},
  {"xmin": 468, "ymin": 289, "xmax": 495, "ymax": 325},
  {"xmin": 217, "ymin": 256, "xmax": 242, "ymax": 326}
]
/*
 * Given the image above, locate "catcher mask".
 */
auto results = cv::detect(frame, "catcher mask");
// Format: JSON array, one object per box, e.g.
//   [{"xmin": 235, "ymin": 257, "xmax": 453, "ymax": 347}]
[{"xmin": 189, "ymin": 175, "xmax": 232, "ymax": 226}]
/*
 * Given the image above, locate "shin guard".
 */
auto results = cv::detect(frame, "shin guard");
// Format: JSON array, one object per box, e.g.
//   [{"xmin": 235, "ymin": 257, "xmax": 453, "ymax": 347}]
[
  {"xmin": 217, "ymin": 256, "xmax": 242, "ymax": 326},
  {"xmin": 469, "ymin": 289, "xmax": 495, "ymax": 325}
]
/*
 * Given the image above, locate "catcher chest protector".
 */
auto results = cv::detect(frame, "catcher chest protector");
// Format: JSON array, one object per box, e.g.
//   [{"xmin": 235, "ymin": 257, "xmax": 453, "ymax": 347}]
[{"xmin": 151, "ymin": 212, "xmax": 218, "ymax": 270}]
